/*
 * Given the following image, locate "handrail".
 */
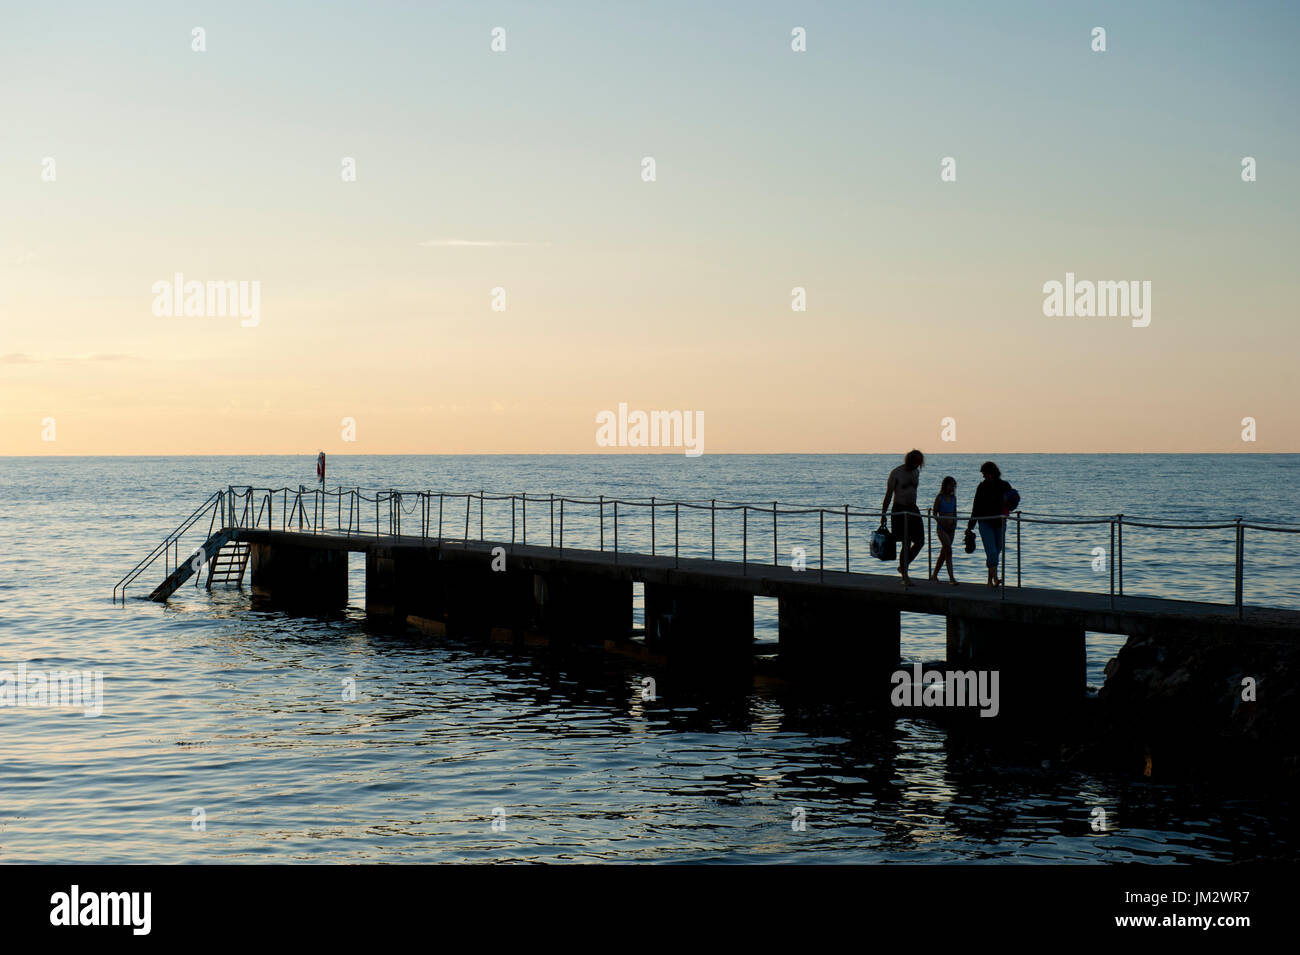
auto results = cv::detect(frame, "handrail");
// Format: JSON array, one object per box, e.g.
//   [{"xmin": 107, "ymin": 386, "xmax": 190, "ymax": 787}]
[
  {"xmin": 120, "ymin": 485, "xmax": 1300, "ymax": 615},
  {"xmin": 203, "ymin": 484, "xmax": 1300, "ymax": 531},
  {"xmin": 113, "ymin": 491, "xmax": 222, "ymax": 603},
  {"xmin": 202, "ymin": 485, "xmax": 1300, "ymax": 525}
]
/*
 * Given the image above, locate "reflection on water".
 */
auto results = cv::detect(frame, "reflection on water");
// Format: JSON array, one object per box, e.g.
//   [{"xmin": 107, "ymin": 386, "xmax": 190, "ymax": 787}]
[{"xmin": 0, "ymin": 455, "xmax": 1295, "ymax": 862}]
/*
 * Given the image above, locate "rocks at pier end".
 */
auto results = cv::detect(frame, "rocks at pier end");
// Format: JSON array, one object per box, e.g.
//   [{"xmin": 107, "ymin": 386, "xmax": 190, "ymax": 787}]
[{"xmin": 1082, "ymin": 628, "xmax": 1299, "ymax": 781}]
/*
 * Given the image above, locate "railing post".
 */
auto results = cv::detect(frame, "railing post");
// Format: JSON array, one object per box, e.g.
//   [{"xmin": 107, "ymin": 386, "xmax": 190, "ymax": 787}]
[
  {"xmin": 903, "ymin": 515, "xmax": 910, "ymax": 582},
  {"xmin": 298, "ymin": 485, "xmax": 304, "ymax": 531},
  {"xmin": 1016, "ymin": 511, "xmax": 1021, "ymax": 587},
  {"xmin": 742, "ymin": 506, "xmax": 747, "ymax": 575},
  {"xmin": 522, "ymin": 494, "xmax": 527, "ymax": 545},
  {"xmin": 844, "ymin": 505, "xmax": 850, "ymax": 574},
  {"xmin": 926, "ymin": 506, "xmax": 933, "ymax": 578},
  {"xmin": 438, "ymin": 493, "xmax": 444, "ymax": 540},
  {"xmin": 550, "ymin": 494, "xmax": 554, "ymax": 547},
  {"xmin": 674, "ymin": 502, "xmax": 679, "ymax": 569},
  {"xmin": 559, "ymin": 498, "xmax": 564, "ymax": 552},
  {"xmin": 1000, "ymin": 515, "xmax": 1006, "ymax": 599},
  {"xmin": 599, "ymin": 495, "xmax": 605, "ymax": 552},
  {"xmin": 613, "ymin": 500, "xmax": 618, "ymax": 564},
  {"xmin": 711, "ymin": 499, "xmax": 716, "ymax": 561},
  {"xmin": 819, "ymin": 509, "xmax": 824, "ymax": 582},
  {"xmin": 651, "ymin": 496, "xmax": 656, "ymax": 556},
  {"xmin": 464, "ymin": 495, "xmax": 471, "ymax": 548},
  {"xmin": 1235, "ymin": 517, "xmax": 1244, "ymax": 618},
  {"xmin": 772, "ymin": 501, "xmax": 778, "ymax": 567},
  {"xmin": 1117, "ymin": 513, "xmax": 1124, "ymax": 597},
  {"xmin": 480, "ymin": 490, "xmax": 484, "ymax": 541},
  {"xmin": 1108, "ymin": 519, "xmax": 1115, "ymax": 609},
  {"xmin": 511, "ymin": 494, "xmax": 516, "ymax": 546}
]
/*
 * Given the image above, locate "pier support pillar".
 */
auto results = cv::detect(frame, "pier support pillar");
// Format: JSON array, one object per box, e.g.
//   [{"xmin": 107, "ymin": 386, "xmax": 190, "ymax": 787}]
[
  {"xmin": 644, "ymin": 583, "xmax": 753, "ymax": 669},
  {"xmin": 778, "ymin": 597, "xmax": 900, "ymax": 694},
  {"xmin": 436, "ymin": 560, "xmax": 536, "ymax": 638},
  {"xmin": 365, "ymin": 547, "xmax": 407, "ymax": 620},
  {"xmin": 531, "ymin": 571, "xmax": 632, "ymax": 643},
  {"xmin": 945, "ymin": 616, "xmax": 1085, "ymax": 720},
  {"xmin": 250, "ymin": 542, "xmax": 347, "ymax": 610},
  {"xmin": 366, "ymin": 548, "xmax": 536, "ymax": 637}
]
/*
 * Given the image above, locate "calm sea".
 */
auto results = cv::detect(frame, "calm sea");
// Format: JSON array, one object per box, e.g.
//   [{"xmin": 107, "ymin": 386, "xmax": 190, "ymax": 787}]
[{"xmin": 1, "ymin": 454, "xmax": 1296, "ymax": 863}]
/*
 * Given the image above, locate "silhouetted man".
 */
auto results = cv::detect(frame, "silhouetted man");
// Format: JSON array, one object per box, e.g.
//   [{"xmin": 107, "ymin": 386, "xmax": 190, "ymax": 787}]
[{"xmin": 881, "ymin": 449, "xmax": 926, "ymax": 585}]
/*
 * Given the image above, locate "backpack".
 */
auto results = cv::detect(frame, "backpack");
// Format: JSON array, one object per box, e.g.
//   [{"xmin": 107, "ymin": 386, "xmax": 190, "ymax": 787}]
[{"xmin": 1002, "ymin": 485, "xmax": 1021, "ymax": 512}]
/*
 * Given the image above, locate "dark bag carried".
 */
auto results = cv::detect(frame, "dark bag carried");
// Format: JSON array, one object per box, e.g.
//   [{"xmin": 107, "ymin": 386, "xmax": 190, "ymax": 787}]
[
  {"xmin": 964, "ymin": 528, "xmax": 977, "ymax": 554},
  {"xmin": 1002, "ymin": 485, "xmax": 1021, "ymax": 513},
  {"xmin": 871, "ymin": 524, "xmax": 896, "ymax": 561}
]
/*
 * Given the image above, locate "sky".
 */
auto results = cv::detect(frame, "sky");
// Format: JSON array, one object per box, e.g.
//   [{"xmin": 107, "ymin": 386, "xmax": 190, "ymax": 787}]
[{"xmin": 2, "ymin": 0, "xmax": 1298, "ymax": 454}]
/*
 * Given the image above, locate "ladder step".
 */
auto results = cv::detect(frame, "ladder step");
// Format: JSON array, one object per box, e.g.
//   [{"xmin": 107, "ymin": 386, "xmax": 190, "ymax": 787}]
[{"xmin": 205, "ymin": 538, "xmax": 252, "ymax": 591}]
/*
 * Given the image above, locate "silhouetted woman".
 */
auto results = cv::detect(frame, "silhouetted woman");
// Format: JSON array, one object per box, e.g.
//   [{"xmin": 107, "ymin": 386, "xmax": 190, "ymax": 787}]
[{"xmin": 966, "ymin": 461, "xmax": 1010, "ymax": 587}]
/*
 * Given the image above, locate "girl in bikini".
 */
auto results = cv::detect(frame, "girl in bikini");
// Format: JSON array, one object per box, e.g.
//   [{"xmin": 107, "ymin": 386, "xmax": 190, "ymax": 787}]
[{"xmin": 931, "ymin": 476, "xmax": 959, "ymax": 585}]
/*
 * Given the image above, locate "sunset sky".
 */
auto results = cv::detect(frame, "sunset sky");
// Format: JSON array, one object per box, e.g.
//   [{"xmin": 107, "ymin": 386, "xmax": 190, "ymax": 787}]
[{"xmin": 2, "ymin": 0, "xmax": 1297, "ymax": 454}]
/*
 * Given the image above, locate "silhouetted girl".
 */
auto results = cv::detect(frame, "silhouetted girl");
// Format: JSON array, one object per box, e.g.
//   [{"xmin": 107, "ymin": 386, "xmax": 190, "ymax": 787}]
[{"xmin": 931, "ymin": 476, "xmax": 959, "ymax": 585}]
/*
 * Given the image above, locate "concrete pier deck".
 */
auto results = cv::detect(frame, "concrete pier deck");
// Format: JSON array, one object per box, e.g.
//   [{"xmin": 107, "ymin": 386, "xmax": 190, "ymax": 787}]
[{"xmin": 233, "ymin": 528, "xmax": 1300, "ymax": 640}]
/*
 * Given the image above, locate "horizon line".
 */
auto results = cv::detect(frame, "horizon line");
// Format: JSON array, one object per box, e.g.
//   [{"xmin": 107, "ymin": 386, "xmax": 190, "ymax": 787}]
[{"xmin": 3, "ymin": 450, "xmax": 1295, "ymax": 458}]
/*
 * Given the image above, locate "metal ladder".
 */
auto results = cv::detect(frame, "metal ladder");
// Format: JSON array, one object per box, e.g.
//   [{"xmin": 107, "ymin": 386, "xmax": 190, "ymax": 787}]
[{"xmin": 206, "ymin": 541, "xmax": 251, "ymax": 589}]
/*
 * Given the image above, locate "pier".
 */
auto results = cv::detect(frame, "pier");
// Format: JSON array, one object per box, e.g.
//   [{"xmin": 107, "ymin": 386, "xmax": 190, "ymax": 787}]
[{"xmin": 115, "ymin": 486, "xmax": 1300, "ymax": 718}]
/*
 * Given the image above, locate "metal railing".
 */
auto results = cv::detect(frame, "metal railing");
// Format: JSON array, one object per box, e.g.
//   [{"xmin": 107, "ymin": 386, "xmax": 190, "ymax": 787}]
[
  {"xmin": 113, "ymin": 491, "xmax": 224, "ymax": 603},
  {"xmin": 159, "ymin": 484, "xmax": 1300, "ymax": 617}
]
